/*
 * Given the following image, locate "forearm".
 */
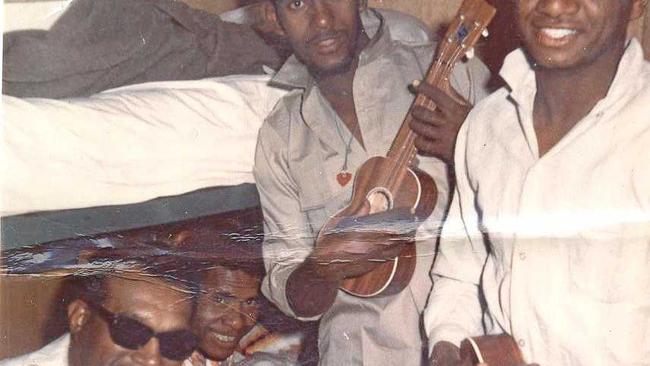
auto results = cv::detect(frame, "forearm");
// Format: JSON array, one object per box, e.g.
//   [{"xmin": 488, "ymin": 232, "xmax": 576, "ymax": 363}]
[{"xmin": 285, "ymin": 258, "xmax": 340, "ymax": 318}]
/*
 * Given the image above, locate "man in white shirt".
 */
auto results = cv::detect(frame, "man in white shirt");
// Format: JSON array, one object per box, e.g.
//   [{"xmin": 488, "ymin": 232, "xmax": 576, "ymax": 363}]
[{"xmin": 423, "ymin": 0, "xmax": 650, "ymax": 365}]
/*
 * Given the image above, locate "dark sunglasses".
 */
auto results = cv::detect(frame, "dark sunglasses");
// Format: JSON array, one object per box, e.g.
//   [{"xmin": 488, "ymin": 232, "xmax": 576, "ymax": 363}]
[{"xmin": 87, "ymin": 302, "xmax": 198, "ymax": 361}]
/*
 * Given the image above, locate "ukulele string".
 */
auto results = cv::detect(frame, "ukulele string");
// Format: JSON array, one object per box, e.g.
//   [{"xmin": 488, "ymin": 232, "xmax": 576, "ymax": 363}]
[
  {"xmin": 405, "ymin": 43, "xmax": 465, "ymax": 161},
  {"xmin": 398, "ymin": 27, "xmax": 468, "ymax": 173},
  {"xmin": 384, "ymin": 34, "xmax": 458, "ymax": 191},
  {"xmin": 393, "ymin": 36, "xmax": 468, "ymax": 192},
  {"xmin": 384, "ymin": 65, "xmax": 446, "ymax": 190},
  {"xmin": 383, "ymin": 40, "xmax": 450, "ymax": 191},
  {"xmin": 389, "ymin": 8, "xmax": 489, "ymax": 191},
  {"xmin": 384, "ymin": 11, "xmax": 476, "ymax": 192}
]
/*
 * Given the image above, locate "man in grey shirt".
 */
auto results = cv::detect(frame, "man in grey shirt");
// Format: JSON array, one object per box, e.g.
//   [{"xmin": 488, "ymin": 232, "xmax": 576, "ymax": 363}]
[
  {"xmin": 2, "ymin": 0, "xmax": 282, "ymax": 99},
  {"xmin": 253, "ymin": 1, "xmax": 490, "ymax": 364}
]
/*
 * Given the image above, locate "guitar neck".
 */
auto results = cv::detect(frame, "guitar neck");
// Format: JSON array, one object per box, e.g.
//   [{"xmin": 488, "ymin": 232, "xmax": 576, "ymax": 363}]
[
  {"xmin": 387, "ymin": 0, "xmax": 496, "ymax": 165},
  {"xmin": 386, "ymin": 65, "xmax": 456, "ymax": 163}
]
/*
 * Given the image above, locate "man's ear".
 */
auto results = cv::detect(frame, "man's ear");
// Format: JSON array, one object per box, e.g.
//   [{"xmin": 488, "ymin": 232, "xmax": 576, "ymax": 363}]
[
  {"xmin": 67, "ymin": 299, "xmax": 91, "ymax": 334},
  {"xmin": 258, "ymin": 0, "xmax": 286, "ymax": 37}
]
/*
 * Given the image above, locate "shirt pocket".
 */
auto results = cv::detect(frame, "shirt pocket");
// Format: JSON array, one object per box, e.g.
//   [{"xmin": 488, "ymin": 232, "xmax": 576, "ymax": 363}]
[{"xmin": 291, "ymin": 154, "xmax": 332, "ymax": 235}]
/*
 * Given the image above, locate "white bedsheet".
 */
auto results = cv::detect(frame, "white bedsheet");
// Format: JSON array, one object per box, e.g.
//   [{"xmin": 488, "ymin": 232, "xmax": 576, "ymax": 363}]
[{"xmin": 1, "ymin": 74, "xmax": 287, "ymax": 216}]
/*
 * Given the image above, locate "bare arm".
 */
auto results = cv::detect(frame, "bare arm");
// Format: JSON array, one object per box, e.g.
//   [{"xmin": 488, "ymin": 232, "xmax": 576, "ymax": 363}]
[{"xmin": 285, "ymin": 258, "xmax": 340, "ymax": 318}]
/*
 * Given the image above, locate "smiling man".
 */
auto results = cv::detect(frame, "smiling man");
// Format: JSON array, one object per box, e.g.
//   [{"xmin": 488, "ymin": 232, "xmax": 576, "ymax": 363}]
[
  {"xmin": 187, "ymin": 264, "xmax": 265, "ymax": 366},
  {"xmin": 254, "ymin": 0, "xmax": 490, "ymax": 365},
  {"xmin": 424, "ymin": 0, "xmax": 650, "ymax": 365},
  {"xmin": 177, "ymin": 238, "xmax": 303, "ymax": 366}
]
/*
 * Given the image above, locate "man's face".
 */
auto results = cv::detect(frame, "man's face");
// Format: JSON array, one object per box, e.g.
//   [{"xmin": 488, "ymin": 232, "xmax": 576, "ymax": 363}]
[
  {"xmin": 69, "ymin": 275, "xmax": 193, "ymax": 366},
  {"xmin": 274, "ymin": 0, "xmax": 363, "ymax": 76},
  {"xmin": 192, "ymin": 266, "xmax": 262, "ymax": 361},
  {"xmin": 516, "ymin": 0, "xmax": 638, "ymax": 70}
]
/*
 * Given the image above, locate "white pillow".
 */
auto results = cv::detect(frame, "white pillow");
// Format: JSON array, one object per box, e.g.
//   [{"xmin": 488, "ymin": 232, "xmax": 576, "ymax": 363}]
[{"xmin": 1, "ymin": 74, "xmax": 287, "ymax": 216}]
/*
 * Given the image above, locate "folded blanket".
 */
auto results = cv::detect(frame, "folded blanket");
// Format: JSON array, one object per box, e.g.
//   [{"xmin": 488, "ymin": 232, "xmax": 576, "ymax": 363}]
[{"xmin": 1, "ymin": 74, "xmax": 287, "ymax": 217}]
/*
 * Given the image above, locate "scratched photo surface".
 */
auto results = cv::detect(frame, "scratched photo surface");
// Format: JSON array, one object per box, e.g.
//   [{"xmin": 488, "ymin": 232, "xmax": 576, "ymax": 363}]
[{"xmin": 2, "ymin": 0, "xmax": 650, "ymax": 365}]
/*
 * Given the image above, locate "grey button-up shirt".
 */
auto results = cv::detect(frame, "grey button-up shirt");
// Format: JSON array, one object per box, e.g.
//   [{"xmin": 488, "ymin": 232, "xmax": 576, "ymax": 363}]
[{"xmin": 254, "ymin": 10, "xmax": 490, "ymax": 366}]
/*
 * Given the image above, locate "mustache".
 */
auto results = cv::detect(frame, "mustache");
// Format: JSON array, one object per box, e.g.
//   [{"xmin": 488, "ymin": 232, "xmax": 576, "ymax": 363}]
[{"xmin": 307, "ymin": 30, "xmax": 343, "ymax": 44}]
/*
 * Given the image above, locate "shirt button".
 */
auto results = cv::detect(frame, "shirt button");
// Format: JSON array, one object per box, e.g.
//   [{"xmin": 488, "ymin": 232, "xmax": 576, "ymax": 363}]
[
  {"xmin": 596, "ymin": 111, "xmax": 604, "ymax": 118},
  {"xmin": 519, "ymin": 252, "xmax": 526, "ymax": 260},
  {"xmin": 518, "ymin": 338, "xmax": 526, "ymax": 347}
]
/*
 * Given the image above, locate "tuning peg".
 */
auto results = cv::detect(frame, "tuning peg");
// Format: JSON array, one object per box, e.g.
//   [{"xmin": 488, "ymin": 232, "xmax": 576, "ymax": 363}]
[
  {"xmin": 465, "ymin": 47, "xmax": 475, "ymax": 60},
  {"xmin": 482, "ymin": 28, "xmax": 489, "ymax": 38}
]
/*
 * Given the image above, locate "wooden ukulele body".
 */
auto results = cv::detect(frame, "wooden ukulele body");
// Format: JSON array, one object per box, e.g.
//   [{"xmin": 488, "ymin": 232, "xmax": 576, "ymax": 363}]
[
  {"xmin": 459, "ymin": 334, "xmax": 525, "ymax": 366},
  {"xmin": 316, "ymin": 156, "xmax": 437, "ymax": 297}
]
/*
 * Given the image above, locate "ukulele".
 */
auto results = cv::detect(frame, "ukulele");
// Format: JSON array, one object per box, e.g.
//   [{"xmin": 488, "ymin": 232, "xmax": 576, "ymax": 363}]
[
  {"xmin": 459, "ymin": 334, "xmax": 525, "ymax": 366},
  {"xmin": 314, "ymin": 0, "xmax": 497, "ymax": 297}
]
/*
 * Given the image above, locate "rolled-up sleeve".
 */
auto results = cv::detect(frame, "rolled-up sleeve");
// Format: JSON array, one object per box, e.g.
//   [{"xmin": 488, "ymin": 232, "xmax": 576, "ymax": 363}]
[
  {"xmin": 423, "ymin": 120, "xmax": 488, "ymax": 352},
  {"xmin": 253, "ymin": 122, "xmax": 320, "ymax": 321}
]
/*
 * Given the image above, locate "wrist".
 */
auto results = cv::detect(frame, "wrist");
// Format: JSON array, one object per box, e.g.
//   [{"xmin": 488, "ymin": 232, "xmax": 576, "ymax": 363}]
[{"xmin": 286, "ymin": 261, "xmax": 340, "ymax": 317}]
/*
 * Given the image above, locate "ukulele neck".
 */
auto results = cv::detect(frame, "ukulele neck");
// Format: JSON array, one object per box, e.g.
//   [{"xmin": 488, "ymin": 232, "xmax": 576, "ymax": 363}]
[
  {"xmin": 386, "ymin": 62, "xmax": 456, "ymax": 165},
  {"xmin": 386, "ymin": 0, "xmax": 496, "ymax": 167}
]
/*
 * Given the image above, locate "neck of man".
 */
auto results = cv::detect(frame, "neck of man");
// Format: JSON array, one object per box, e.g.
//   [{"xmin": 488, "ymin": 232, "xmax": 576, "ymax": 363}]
[
  {"xmin": 314, "ymin": 32, "xmax": 370, "ymax": 98},
  {"xmin": 533, "ymin": 40, "xmax": 626, "ymax": 134},
  {"xmin": 316, "ymin": 62, "xmax": 357, "ymax": 100},
  {"xmin": 314, "ymin": 33, "xmax": 370, "ymax": 147},
  {"xmin": 530, "ymin": 36, "xmax": 628, "ymax": 156}
]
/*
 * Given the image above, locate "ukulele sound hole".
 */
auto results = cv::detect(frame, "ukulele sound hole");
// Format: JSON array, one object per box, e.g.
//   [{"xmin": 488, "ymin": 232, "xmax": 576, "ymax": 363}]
[{"xmin": 366, "ymin": 188, "xmax": 393, "ymax": 214}]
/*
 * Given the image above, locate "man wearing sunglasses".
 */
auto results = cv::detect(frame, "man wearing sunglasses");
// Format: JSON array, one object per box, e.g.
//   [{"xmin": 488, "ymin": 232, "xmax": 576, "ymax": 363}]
[{"xmin": 0, "ymin": 255, "xmax": 198, "ymax": 366}]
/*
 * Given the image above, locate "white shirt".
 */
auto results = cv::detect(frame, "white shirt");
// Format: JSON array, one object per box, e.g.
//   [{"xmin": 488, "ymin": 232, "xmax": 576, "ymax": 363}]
[
  {"xmin": 424, "ymin": 40, "xmax": 650, "ymax": 365},
  {"xmin": 0, "ymin": 334, "xmax": 69, "ymax": 366}
]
